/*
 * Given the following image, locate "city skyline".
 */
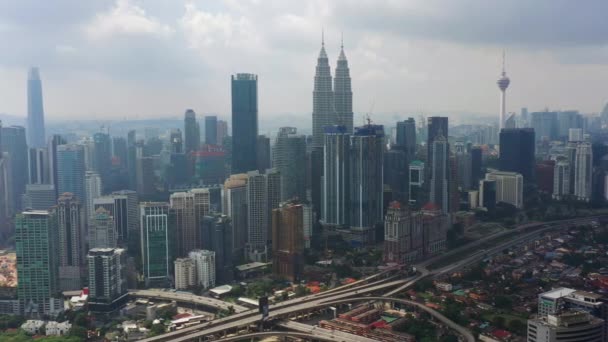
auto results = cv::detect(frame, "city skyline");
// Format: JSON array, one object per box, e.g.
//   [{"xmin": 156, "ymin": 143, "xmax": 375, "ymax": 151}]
[{"xmin": 1, "ymin": 1, "xmax": 608, "ymax": 121}]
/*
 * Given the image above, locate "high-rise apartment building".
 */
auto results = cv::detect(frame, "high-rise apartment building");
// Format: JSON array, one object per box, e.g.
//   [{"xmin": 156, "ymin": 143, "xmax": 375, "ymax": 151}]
[
  {"xmin": 334, "ymin": 40, "xmax": 353, "ymax": 133},
  {"xmin": 553, "ymin": 160, "xmax": 570, "ymax": 200},
  {"xmin": 174, "ymin": 258, "xmax": 196, "ymax": 290},
  {"xmin": 322, "ymin": 125, "xmax": 350, "ymax": 226},
  {"xmin": 56, "ymin": 144, "xmax": 86, "ymax": 205},
  {"xmin": 349, "ymin": 124, "xmax": 384, "ymax": 244},
  {"xmin": 184, "ymin": 109, "xmax": 200, "ymax": 153},
  {"xmin": 27, "ymin": 67, "xmax": 46, "ymax": 148},
  {"xmin": 273, "ymin": 127, "xmax": 306, "ymax": 201},
  {"xmin": 140, "ymin": 202, "xmax": 171, "ymax": 287},
  {"xmin": 485, "ymin": 171, "xmax": 523, "ymax": 209},
  {"xmin": 170, "ymin": 191, "xmax": 196, "ymax": 257},
  {"xmin": 312, "ymin": 37, "xmax": 334, "ymax": 148},
  {"xmin": 56, "ymin": 193, "xmax": 84, "ymax": 291},
  {"xmin": 246, "ymin": 169, "xmax": 281, "ymax": 260},
  {"xmin": 188, "ymin": 250, "xmax": 216, "ymax": 289},
  {"xmin": 85, "ymin": 171, "xmax": 102, "ymax": 219},
  {"xmin": 222, "ymin": 174, "xmax": 248, "ymax": 257},
  {"xmin": 499, "ymin": 128, "xmax": 535, "ymax": 182},
  {"xmin": 87, "ymin": 248, "xmax": 128, "ymax": 312},
  {"xmin": 204, "ymin": 115, "xmax": 218, "ymax": 145},
  {"xmin": 256, "ymin": 135, "xmax": 271, "ymax": 172},
  {"xmin": 231, "ymin": 73, "xmax": 259, "ymax": 173},
  {"xmin": 271, "ymin": 201, "xmax": 304, "ymax": 282},
  {"xmin": 574, "ymin": 142, "xmax": 593, "ymax": 202},
  {"xmin": 16, "ymin": 210, "xmax": 62, "ymax": 317}
]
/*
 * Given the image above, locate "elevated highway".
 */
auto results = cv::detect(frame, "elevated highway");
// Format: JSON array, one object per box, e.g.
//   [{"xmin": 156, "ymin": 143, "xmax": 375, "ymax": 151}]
[{"xmin": 128, "ymin": 289, "xmax": 248, "ymax": 313}]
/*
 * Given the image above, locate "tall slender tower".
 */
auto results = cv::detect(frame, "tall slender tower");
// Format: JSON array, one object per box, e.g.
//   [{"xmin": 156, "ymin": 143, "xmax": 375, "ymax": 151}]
[
  {"xmin": 312, "ymin": 32, "xmax": 334, "ymax": 148},
  {"xmin": 497, "ymin": 52, "xmax": 510, "ymax": 131},
  {"xmin": 334, "ymin": 35, "xmax": 353, "ymax": 133},
  {"xmin": 27, "ymin": 67, "xmax": 46, "ymax": 148}
]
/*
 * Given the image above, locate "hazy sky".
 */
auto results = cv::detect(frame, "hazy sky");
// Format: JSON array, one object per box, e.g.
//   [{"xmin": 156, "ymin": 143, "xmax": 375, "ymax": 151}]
[{"xmin": 1, "ymin": 0, "xmax": 608, "ymax": 122}]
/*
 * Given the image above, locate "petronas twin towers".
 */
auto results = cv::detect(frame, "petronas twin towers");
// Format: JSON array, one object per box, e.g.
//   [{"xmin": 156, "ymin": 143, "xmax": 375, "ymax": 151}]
[{"xmin": 312, "ymin": 35, "xmax": 353, "ymax": 148}]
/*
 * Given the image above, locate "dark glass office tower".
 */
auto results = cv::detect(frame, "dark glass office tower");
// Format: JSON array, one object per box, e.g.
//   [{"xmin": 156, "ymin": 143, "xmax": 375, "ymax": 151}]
[
  {"xmin": 256, "ymin": 135, "xmax": 270, "ymax": 172},
  {"xmin": 201, "ymin": 213, "xmax": 233, "ymax": 283},
  {"xmin": 273, "ymin": 127, "xmax": 306, "ymax": 202},
  {"xmin": 395, "ymin": 117, "xmax": 416, "ymax": 160},
  {"xmin": 499, "ymin": 128, "xmax": 535, "ymax": 182},
  {"xmin": 184, "ymin": 109, "xmax": 200, "ymax": 153},
  {"xmin": 384, "ymin": 149, "xmax": 408, "ymax": 204},
  {"xmin": 27, "ymin": 67, "xmax": 46, "ymax": 148},
  {"xmin": 48, "ymin": 134, "xmax": 66, "ymax": 197},
  {"xmin": 204, "ymin": 115, "xmax": 218, "ymax": 145},
  {"xmin": 470, "ymin": 146, "xmax": 483, "ymax": 189},
  {"xmin": 57, "ymin": 144, "xmax": 86, "ymax": 205},
  {"xmin": 93, "ymin": 133, "xmax": 112, "ymax": 192},
  {"xmin": 427, "ymin": 117, "xmax": 448, "ymax": 162},
  {"xmin": 1, "ymin": 126, "xmax": 28, "ymax": 211},
  {"xmin": 231, "ymin": 73, "xmax": 258, "ymax": 174}
]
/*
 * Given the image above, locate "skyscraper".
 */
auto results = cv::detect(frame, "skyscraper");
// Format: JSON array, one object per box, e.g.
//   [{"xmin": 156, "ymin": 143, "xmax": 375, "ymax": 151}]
[
  {"xmin": 222, "ymin": 174, "xmax": 248, "ymax": 257},
  {"xmin": 93, "ymin": 190, "xmax": 138, "ymax": 248},
  {"xmin": 383, "ymin": 201, "xmax": 415, "ymax": 264},
  {"xmin": 426, "ymin": 117, "xmax": 448, "ymax": 170},
  {"xmin": 231, "ymin": 73, "xmax": 259, "ymax": 173},
  {"xmin": 93, "ymin": 132, "xmax": 112, "ymax": 192},
  {"xmin": 27, "ymin": 67, "xmax": 46, "ymax": 148},
  {"xmin": 89, "ymin": 207, "xmax": 116, "ymax": 249},
  {"xmin": 204, "ymin": 115, "xmax": 218, "ymax": 145},
  {"xmin": 349, "ymin": 124, "xmax": 384, "ymax": 243},
  {"xmin": 531, "ymin": 111, "xmax": 558, "ymax": 142},
  {"xmin": 22, "ymin": 184, "xmax": 55, "ymax": 211},
  {"xmin": 322, "ymin": 126, "xmax": 350, "ymax": 226},
  {"xmin": 553, "ymin": 160, "xmax": 570, "ymax": 200},
  {"xmin": 395, "ymin": 118, "xmax": 417, "ymax": 160},
  {"xmin": 56, "ymin": 144, "xmax": 86, "ymax": 205},
  {"xmin": 112, "ymin": 137, "xmax": 128, "ymax": 168},
  {"xmin": 499, "ymin": 128, "xmax": 535, "ymax": 182},
  {"xmin": 27, "ymin": 147, "xmax": 48, "ymax": 185},
  {"xmin": 246, "ymin": 169, "xmax": 281, "ymax": 261},
  {"xmin": 429, "ymin": 135, "xmax": 449, "ymax": 214},
  {"xmin": 48, "ymin": 135, "xmax": 66, "ymax": 197},
  {"xmin": 87, "ymin": 248, "xmax": 128, "ymax": 313},
  {"xmin": 127, "ymin": 130, "xmax": 137, "ymax": 191},
  {"xmin": 188, "ymin": 249, "xmax": 216, "ymax": 289},
  {"xmin": 16, "ymin": 210, "xmax": 62, "ymax": 317},
  {"xmin": 409, "ymin": 160, "xmax": 425, "ymax": 206},
  {"xmin": 312, "ymin": 35, "xmax": 334, "ymax": 148},
  {"xmin": 273, "ymin": 127, "xmax": 306, "ymax": 201},
  {"xmin": 217, "ymin": 120, "xmax": 228, "ymax": 145},
  {"xmin": 1, "ymin": 126, "xmax": 28, "ymax": 211},
  {"xmin": 201, "ymin": 214, "xmax": 233, "ymax": 283},
  {"xmin": 56, "ymin": 193, "xmax": 84, "ymax": 291},
  {"xmin": 384, "ymin": 149, "xmax": 408, "ymax": 204},
  {"xmin": 256, "ymin": 135, "xmax": 270, "ymax": 172},
  {"xmin": 184, "ymin": 109, "xmax": 200, "ymax": 153},
  {"xmin": 194, "ymin": 145, "xmax": 226, "ymax": 185},
  {"xmin": 85, "ymin": 171, "xmax": 102, "ymax": 220},
  {"xmin": 334, "ymin": 38, "xmax": 353, "ymax": 133},
  {"xmin": 574, "ymin": 142, "xmax": 593, "ymax": 202},
  {"xmin": 470, "ymin": 146, "xmax": 483, "ymax": 188},
  {"xmin": 272, "ymin": 201, "xmax": 304, "ymax": 282},
  {"xmin": 170, "ymin": 191, "xmax": 196, "ymax": 257},
  {"xmin": 140, "ymin": 202, "xmax": 171, "ymax": 287},
  {"xmin": 497, "ymin": 53, "xmax": 510, "ymax": 131}
]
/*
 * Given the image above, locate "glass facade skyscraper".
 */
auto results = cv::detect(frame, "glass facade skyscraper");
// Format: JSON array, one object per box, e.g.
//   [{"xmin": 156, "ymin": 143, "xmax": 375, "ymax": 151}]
[
  {"xmin": 27, "ymin": 67, "xmax": 46, "ymax": 148},
  {"xmin": 231, "ymin": 73, "xmax": 259, "ymax": 174},
  {"xmin": 140, "ymin": 202, "xmax": 171, "ymax": 286},
  {"xmin": 57, "ymin": 144, "xmax": 86, "ymax": 205},
  {"xmin": 499, "ymin": 128, "xmax": 535, "ymax": 182}
]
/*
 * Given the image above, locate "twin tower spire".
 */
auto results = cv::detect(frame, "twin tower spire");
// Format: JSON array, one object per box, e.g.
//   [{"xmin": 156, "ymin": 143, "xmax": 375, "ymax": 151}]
[{"xmin": 312, "ymin": 32, "xmax": 353, "ymax": 148}]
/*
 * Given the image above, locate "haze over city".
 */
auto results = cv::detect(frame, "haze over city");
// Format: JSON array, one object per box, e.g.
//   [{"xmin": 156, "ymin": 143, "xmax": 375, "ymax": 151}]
[{"xmin": 1, "ymin": 0, "xmax": 608, "ymax": 122}]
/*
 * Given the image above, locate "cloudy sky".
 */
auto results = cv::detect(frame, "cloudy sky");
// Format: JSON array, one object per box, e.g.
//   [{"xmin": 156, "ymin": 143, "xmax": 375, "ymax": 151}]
[{"xmin": 1, "ymin": 0, "xmax": 608, "ymax": 124}]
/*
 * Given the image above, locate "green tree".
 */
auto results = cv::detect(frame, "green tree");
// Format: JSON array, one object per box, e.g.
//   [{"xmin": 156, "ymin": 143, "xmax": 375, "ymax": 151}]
[
  {"xmin": 494, "ymin": 295, "xmax": 513, "ymax": 309},
  {"xmin": 492, "ymin": 316, "xmax": 506, "ymax": 329},
  {"xmin": 508, "ymin": 319, "xmax": 526, "ymax": 335},
  {"xmin": 68, "ymin": 325, "xmax": 87, "ymax": 340},
  {"xmin": 148, "ymin": 324, "xmax": 165, "ymax": 337}
]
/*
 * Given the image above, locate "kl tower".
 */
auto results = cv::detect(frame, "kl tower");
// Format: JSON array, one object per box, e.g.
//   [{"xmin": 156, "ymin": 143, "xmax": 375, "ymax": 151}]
[{"xmin": 497, "ymin": 51, "xmax": 510, "ymax": 131}]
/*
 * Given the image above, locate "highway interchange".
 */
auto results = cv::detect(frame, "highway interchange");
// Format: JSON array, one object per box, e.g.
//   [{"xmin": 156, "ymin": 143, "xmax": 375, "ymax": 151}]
[{"xmin": 140, "ymin": 215, "xmax": 605, "ymax": 342}]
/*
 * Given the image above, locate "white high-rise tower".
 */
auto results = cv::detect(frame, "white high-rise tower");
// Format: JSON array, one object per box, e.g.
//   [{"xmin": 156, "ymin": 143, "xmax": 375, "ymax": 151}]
[{"xmin": 497, "ymin": 52, "xmax": 510, "ymax": 131}]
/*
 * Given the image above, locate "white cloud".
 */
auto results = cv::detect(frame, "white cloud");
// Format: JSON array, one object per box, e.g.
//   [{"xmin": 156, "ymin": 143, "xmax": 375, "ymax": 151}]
[{"xmin": 85, "ymin": 0, "xmax": 173, "ymax": 40}]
